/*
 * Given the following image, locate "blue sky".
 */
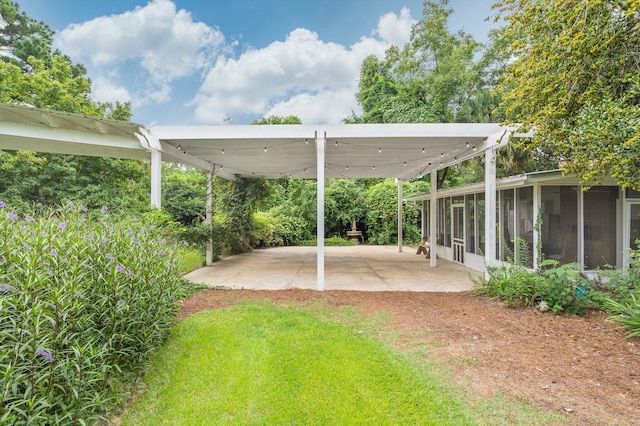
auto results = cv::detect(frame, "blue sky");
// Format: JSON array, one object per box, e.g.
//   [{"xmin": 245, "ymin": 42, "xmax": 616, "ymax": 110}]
[{"xmin": 15, "ymin": 0, "xmax": 498, "ymax": 126}]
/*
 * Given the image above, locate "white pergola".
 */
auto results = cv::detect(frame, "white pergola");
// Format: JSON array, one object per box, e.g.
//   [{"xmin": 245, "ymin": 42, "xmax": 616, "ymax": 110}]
[{"xmin": 0, "ymin": 103, "xmax": 511, "ymax": 290}]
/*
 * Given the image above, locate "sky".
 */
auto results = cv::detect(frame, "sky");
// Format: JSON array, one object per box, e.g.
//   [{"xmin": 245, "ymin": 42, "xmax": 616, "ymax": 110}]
[{"xmin": 14, "ymin": 0, "xmax": 499, "ymax": 126}]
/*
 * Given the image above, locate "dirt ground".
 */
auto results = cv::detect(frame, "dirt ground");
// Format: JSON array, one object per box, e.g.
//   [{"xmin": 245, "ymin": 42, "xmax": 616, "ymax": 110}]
[{"xmin": 178, "ymin": 289, "xmax": 640, "ymax": 425}]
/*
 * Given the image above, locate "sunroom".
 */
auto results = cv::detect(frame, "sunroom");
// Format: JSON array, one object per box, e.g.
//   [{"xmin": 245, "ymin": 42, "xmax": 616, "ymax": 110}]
[{"xmin": 406, "ymin": 170, "xmax": 640, "ymax": 273}]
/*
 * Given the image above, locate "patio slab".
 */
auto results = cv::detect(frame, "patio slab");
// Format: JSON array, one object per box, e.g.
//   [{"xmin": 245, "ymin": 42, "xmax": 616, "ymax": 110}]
[{"xmin": 184, "ymin": 245, "xmax": 480, "ymax": 292}]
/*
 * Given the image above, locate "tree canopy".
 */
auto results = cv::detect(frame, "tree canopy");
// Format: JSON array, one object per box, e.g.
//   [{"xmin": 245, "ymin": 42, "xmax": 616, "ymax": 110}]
[{"xmin": 496, "ymin": 0, "xmax": 640, "ymax": 189}]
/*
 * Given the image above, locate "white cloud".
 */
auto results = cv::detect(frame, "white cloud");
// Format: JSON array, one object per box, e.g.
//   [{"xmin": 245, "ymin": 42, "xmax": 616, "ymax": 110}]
[
  {"xmin": 55, "ymin": 0, "xmax": 224, "ymax": 105},
  {"xmin": 91, "ymin": 76, "xmax": 131, "ymax": 104},
  {"xmin": 375, "ymin": 7, "xmax": 415, "ymax": 47},
  {"xmin": 265, "ymin": 89, "xmax": 361, "ymax": 124},
  {"xmin": 54, "ymin": 2, "xmax": 415, "ymax": 123},
  {"xmin": 192, "ymin": 9, "xmax": 415, "ymax": 124}
]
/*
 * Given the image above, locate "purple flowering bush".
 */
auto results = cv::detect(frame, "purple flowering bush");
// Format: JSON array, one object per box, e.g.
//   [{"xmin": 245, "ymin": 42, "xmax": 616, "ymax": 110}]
[{"xmin": 0, "ymin": 202, "xmax": 188, "ymax": 425}]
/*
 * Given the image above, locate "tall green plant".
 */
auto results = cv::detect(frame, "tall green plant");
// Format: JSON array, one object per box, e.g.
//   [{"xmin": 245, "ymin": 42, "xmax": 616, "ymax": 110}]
[{"xmin": 0, "ymin": 202, "xmax": 189, "ymax": 424}]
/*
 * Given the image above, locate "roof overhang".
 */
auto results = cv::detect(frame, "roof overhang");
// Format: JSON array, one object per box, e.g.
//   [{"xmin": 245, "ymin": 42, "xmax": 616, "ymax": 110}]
[
  {"xmin": 148, "ymin": 123, "xmax": 509, "ymax": 180},
  {"xmin": 1, "ymin": 103, "xmax": 512, "ymax": 181},
  {"xmin": 0, "ymin": 103, "xmax": 148, "ymax": 160}
]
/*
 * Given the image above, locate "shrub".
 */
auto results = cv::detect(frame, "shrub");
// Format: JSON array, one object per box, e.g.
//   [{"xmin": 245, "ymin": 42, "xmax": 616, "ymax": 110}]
[
  {"xmin": 0, "ymin": 202, "xmax": 190, "ymax": 424},
  {"xmin": 603, "ymin": 292, "xmax": 640, "ymax": 339}
]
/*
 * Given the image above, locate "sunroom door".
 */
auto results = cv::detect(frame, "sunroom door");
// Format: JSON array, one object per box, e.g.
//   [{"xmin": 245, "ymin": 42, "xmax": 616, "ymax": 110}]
[{"xmin": 453, "ymin": 204, "xmax": 464, "ymax": 264}]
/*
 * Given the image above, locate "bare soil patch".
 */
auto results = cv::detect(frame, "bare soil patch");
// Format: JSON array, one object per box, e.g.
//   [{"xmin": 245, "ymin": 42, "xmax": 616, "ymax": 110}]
[{"xmin": 179, "ymin": 289, "xmax": 640, "ymax": 425}]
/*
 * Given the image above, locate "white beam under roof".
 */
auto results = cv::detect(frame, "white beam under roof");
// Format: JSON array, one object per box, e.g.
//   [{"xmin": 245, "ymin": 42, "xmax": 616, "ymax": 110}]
[
  {"xmin": 149, "ymin": 122, "xmax": 506, "ymax": 181},
  {"xmin": 0, "ymin": 103, "xmax": 148, "ymax": 160}
]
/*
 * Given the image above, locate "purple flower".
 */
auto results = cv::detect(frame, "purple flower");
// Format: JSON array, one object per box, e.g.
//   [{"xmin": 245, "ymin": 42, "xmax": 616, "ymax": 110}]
[
  {"xmin": 7, "ymin": 213, "xmax": 17, "ymax": 220},
  {"xmin": 47, "ymin": 269, "xmax": 53, "ymax": 275},
  {"xmin": 101, "ymin": 238, "xmax": 108, "ymax": 243},
  {"xmin": 0, "ymin": 201, "xmax": 5, "ymax": 208},
  {"xmin": 59, "ymin": 222, "xmax": 67, "ymax": 229},
  {"xmin": 37, "ymin": 348, "xmax": 54, "ymax": 362},
  {"xmin": 131, "ymin": 216, "xmax": 138, "ymax": 221},
  {"xmin": 20, "ymin": 227, "xmax": 25, "ymax": 233},
  {"xmin": 106, "ymin": 253, "xmax": 113, "ymax": 259},
  {"xmin": 50, "ymin": 249, "xmax": 58, "ymax": 256},
  {"xmin": 75, "ymin": 291, "xmax": 82, "ymax": 297},
  {"xmin": 1, "ymin": 284, "xmax": 14, "ymax": 292},
  {"xmin": 116, "ymin": 265, "xmax": 124, "ymax": 272},
  {"xmin": 25, "ymin": 215, "xmax": 34, "ymax": 222},
  {"xmin": 23, "ymin": 244, "xmax": 30, "ymax": 251},
  {"xmin": 149, "ymin": 225, "xmax": 155, "ymax": 231},
  {"xmin": 131, "ymin": 238, "xmax": 140, "ymax": 244},
  {"xmin": 117, "ymin": 299, "xmax": 126, "ymax": 307},
  {"xmin": 80, "ymin": 205, "xmax": 88, "ymax": 212},
  {"xmin": 101, "ymin": 206, "xmax": 108, "ymax": 213},
  {"xmin": 84, "ymin": 235, "xmax": 94, "ymax": 241}
]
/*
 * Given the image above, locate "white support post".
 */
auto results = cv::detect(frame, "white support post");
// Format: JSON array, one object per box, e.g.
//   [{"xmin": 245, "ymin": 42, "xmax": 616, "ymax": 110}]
[
  {"xmin": 316, "ymin": 132, "xmax": 325, "ymax": 291},
  {"xmin": 577, "ymin": 188, "xmax": 585, "ymax": 268},
  {"xmin": 205, "ymin": 169, "xmax": 214, "ymax": 266},
  {"xmin": 421, "ymin": 200, "xmax": 427, "ymax": 238},
  {"xmin": 430, "ymin": 170, "xmax": 438, "ymax": 268},
  {"xmin": 484, "ymin": 147, "xmax": 497, "ymax": 274},
  {"xmin": 397, "ymin": 179, "xmax": 403, "ymax": 252},
  {"xmin": 532, "ymin": 184, "xmax": 541, "ymax": 270},
  {"xmin": 150, "ymin": 148, "xmax": 162, "ymax": 208}
]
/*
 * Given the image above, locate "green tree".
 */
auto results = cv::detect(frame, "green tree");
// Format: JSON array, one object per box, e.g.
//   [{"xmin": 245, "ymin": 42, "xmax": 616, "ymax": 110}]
[
  {"xmin": 0, "ymin": 0, "xmax": 53, "ymax": 67},
  {"xmin": 0, "ymin": 2, "xmax": 141, "ymax": 209},
  {"xmin": 365, "ymin": 179, "xmax": 422, "ymax": 245},
  {"xmin": 252, "ymin": 115, "xmax": 302, "ymax": 125},
  {"xmin": 325, "ymin": 179, "xmax": 367, "ymax": 235},
  {"xmin": 495, "ymin": 0, "xmax": 640, "ymax": 189},
  {"xmin": 162, "ymin": 165, "xmax": 206, "ymax": 225}
]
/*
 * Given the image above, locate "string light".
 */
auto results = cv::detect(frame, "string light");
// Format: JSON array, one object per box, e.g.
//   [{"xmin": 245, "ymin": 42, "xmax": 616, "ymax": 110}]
[
  {"xmin": 372, "ymin": 165, "xmax": 376, "ymax": 170},
  {"xmin": 346, "ymin": 166, "xmax": 349, "ymax": 171},
  {"xmin": 472, "ymin": 146, "xmax": 477, "ymax": 152},
  {"xmin": 305, "ymin": 139, "xmax": 308, "ymax": 144},
  {"xmin": 378, "ymin": 147, "xmax": 382, "ymax": 153},
  {"xmin": 466, "ymin": 142, "xmax": 470, "ymax": 148},
  {"xmin": 335, "ymin": 141, "xmax": 338, "ymax": 147},
  {"xmin": 404, "ymin": 161, "xmax": 407, "ymax": 167},
  {"xmin": 440, "ymin": 153, "xmax": 444, "ymax": 158},
  {"xmin": 422, "ymin": 148, "xmax": 425, "ymax": 154},
  {"xmin": 264, "ymin": 147, "xmax": 267, "ymax": 153},
  {"xmin": 440, "ymin": 161, "xmax": 444, "ymax": 167},
  {"xmin": 221, "ymin": 149, "xmax": 225, "ymax": 154}
]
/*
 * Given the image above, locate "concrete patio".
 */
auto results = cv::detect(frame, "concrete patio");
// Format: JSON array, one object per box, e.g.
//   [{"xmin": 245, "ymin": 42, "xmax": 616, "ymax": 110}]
[{"xmin": 184, "ymin": 245, "xmax": 480, "ymax": 292}]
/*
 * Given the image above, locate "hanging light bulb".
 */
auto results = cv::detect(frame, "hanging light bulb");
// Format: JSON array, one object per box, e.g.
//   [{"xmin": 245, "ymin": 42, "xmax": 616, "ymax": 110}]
[
  {"xmin": 378, "ymin": 147, "xmax": 382, "ymax": 153},
  {"xmin": 472, "ymin": 146, "xmax": 477, "ymax": 152},
  {"xmin": 440, "ymin": 153, "xmax": 444, "ymax": 158},
  {"xmin": 305, "ymin": 139, "xmax": 308, "ymax": 144},
  {"xmin": 346, "ymin": 165, "xmax": 349, "ymax": 171},
  {"xmin": 222, "ymin": 149, "xmax": 225, "ymax": 154},
  {"xmin": 404, "ymin": 161, "xmax": 407, "ymax": 167},
  {"xmin": 466, "ymin": 142, "xmax": 470, "ymax": 148},
  {"xmin": 422, "ymin": 148, "xmax": 425, "ymax": 154},
  {"xmin": 335, "ymin": 140, "xmax": 338, "ymax": 147},
  {"xmin": 264, "ymin": 147, "xmax": 267, "ymax": 153}
]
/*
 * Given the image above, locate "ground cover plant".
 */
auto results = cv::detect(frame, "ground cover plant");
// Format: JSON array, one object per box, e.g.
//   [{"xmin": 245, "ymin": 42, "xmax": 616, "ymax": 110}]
[
  {"xmin": 121, "ymin": 302, "xmax": 561, "ymax": 425},
  {"xmin": 473, "ymin": 240, "xmax": 640, "ymax": 338},
  {"xmin": 0, "ymin": 202, "xmax": 193, "ymax": 425}
]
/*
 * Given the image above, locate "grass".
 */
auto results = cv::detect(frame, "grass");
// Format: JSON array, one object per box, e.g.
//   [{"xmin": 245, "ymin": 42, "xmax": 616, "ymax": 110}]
[
  {"xmin": 120, "ymin": 302, "xmax": 562, "ymax": 425},
  {"xmin": 179, "ymin": 247, "xmax": 205, "ymax": 273}
]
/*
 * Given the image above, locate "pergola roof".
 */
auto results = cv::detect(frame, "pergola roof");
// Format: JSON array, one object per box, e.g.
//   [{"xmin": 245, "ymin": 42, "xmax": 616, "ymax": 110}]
[
  {"xmin": 150, "ymin": 123, "xmax": 506, "ymax": 181},
  {"xmin": 0, "ymin": 103, "xmax": 510, "ymax": 181}
]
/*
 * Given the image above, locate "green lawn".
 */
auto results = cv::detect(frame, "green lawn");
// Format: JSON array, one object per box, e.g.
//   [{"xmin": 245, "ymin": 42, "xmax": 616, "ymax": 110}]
[{"xmin": 121, "ymin": 302, "xmax": 561, "ymax": 425}]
